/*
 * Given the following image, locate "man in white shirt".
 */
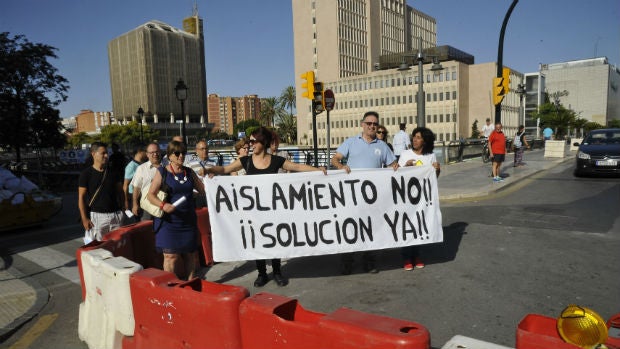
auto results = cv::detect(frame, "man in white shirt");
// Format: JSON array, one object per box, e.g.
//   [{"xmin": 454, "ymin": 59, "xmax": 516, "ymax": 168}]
[
  {"xmin": 392, "ymin": 122, "xmax": 411, "ymax": 160},
  {"xmin": 482, "ymin": 118, "xmax": 494, "ymax": 138},
  {"xmin": 130, "ymin": 142, "xmax": 162, "ymax": 220}
]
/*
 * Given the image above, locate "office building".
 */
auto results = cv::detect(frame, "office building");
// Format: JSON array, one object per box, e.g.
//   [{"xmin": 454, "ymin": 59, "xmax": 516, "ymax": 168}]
[
  {"xmin": 108, "ymin": 13, "xmax": 208, "ymax": 135},
  {"xmin": 539, "ymin": 57, "xmax": 620, "ymax": 126},
  {"xmin": 292, "ymin": 0, "xmax": 438, "ymax": 144}
]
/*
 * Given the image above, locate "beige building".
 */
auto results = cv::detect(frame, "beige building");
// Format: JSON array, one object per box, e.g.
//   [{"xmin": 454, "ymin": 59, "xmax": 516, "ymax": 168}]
[
  {"xmin": 108, "ymin": 16, "xmax": 207, "ymax": 128},
  {"xmin": 292, "ymin": 0, "xmax": 437, "ymax": 145},
  {"xmin": 540, "ymin": 57, "xmax": 620, "ymax": 126}
]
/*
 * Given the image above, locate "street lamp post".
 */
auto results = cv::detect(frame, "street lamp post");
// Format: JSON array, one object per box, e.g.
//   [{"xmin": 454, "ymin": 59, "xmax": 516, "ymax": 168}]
[
  {"xmin": 137, "ymin": 106, "xmax": 144, "ymax": 144},
  {"xmin": 398, "ymin": 36, "xmax": 443, "ymax": 127},
  {"xmin": 515, "ymin": 83, "xmax": 526, "ymax": 128},
  {"xmin": 175, "ymin": 79, "xmax": 188, "ymax": 144}
]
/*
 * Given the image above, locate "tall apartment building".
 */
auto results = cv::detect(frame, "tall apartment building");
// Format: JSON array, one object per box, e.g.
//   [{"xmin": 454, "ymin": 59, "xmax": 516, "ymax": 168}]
[
  {"xmin": 74, "ymin": 110, "xmax": 115, "ymax": 134},
  {"xmin": 207, "ymin": 94, "xmax": 261, "ymax": 135},
  {"xmin": 108, "ymin": 14, "xmax": 208, "ymax": 133},
  {"xmin": 292, "ymin": 0, "xmax": 437, "ymax": 144}
]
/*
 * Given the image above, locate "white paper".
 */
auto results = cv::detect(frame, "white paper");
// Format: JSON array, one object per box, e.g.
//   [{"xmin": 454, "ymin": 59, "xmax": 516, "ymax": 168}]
[
  {"xmin": 172, "ymin": 196, "xmax": 186, "ymax": 207},
  {"xmin": 124, "ymin": 209, "xmax": 134, "ymax": 218}
]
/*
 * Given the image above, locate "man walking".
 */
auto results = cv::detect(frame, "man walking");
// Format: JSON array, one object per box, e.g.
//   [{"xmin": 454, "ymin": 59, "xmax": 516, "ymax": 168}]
[
  {"xmin": 392, "ymin": 122, "xmax": 411, "ymax": 160},
  {"xmin": 488, "ymin": 122, "xmax": 506, "ymax": 182},
  {"xmin": 78, "ymin": 142, "xmax": 125, "ymax": 241},
  {"xmin": 331, "ymin": 111, "xmax": 398, "ymax": 274},
  {"xmin": 123, "ymin": 144, "xmax": 147, "ymax": 220},
  {"xmin": 130, "ymin": 142, "xmax": 162, "ymax": 220}
]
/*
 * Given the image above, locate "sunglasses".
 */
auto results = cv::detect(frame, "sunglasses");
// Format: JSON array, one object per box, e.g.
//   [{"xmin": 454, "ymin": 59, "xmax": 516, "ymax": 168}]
[
  {"xmin": 249, "ymin": 139, "xmax": 257, "ymax": 145},
  {"xmin": 376, "ymin": 131, "xmax": 385, "ymax": 134},
  {"xmin": 173, "ymin": 151, "xmax": 187, "ymax": 157},
  {"xmin": 363, "ymin": 121, "xmax": 379, "ymax": 127}
]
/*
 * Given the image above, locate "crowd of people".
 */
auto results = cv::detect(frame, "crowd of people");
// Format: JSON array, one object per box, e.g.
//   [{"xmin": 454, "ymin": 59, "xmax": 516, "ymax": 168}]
[{"xmin": 78, "ymin": 116, "xmax": 444, "ymax": 285}]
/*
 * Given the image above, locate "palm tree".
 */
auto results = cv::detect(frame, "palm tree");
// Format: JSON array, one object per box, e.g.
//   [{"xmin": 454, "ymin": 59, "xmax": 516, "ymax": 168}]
[
  {"xmin": 279, "ymin": 86, "xmax": 296, "ymax": 116},
  {"xmin": 277, "ymin": 113, "xmax": 297, "ymax": 144},
  {"xmin": 260, "ymin": 97, "xmax": 283, "ymax": 127}
]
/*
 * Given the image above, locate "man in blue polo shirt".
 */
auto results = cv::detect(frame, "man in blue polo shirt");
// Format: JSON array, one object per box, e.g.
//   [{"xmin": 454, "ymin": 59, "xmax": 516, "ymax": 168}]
[{"xmin": 331, "ymin": 111, "xmax": 398, "ymax": 275}]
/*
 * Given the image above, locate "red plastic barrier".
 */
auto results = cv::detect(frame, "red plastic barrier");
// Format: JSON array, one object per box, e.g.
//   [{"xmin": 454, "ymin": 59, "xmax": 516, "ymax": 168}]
[
  {"xmin": 319, "ymin": 307, "xmax": 430, "ymax": 349},
  {"xmin": 76, "ymin": 239, "xmax": 115, "ymax": 300},
  {"xmin": 238, "ymin": 292, "xmax": 325, "ymax": 349},
  {"xmin": 196, "ymin": 207, "xmax": 214, "ymax": 266},
  {"xmin": 607, "ymin": 312, "xmax": 620, "ymax": 348},
  {"xmin": 516, "ymin": 314, "xmax": 580, "ymax": 348},
  {"xmin": 103, "ymin": 220, "xmax": 161, "ymax": 269},
  {"xmin": 124, "ymin": 268, "xmax": 249, "ymax": 349}
]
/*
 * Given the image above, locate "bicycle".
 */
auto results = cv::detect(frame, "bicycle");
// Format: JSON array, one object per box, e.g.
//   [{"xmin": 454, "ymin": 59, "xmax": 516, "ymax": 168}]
[{"xmin": 481, "ymin": 138, "xmax": 491, "ymax": 163}]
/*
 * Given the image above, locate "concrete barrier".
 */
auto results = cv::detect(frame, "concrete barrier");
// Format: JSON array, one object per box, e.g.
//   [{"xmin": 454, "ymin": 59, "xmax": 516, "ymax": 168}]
[{"xmin": 544, "ymin": 140, "xmax": 566, "ymax": 158}]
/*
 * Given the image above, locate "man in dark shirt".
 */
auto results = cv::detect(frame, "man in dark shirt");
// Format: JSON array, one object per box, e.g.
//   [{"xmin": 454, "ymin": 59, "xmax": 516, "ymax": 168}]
[{"xmin": 78, "ymin": 142, "xmax": 124, "ymax": 241}]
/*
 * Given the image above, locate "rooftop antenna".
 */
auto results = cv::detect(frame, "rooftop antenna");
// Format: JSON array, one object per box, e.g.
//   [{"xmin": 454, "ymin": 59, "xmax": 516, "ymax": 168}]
[{"xmin": 192, "ymin": 0, "xmax": 198, "ymax": 16}]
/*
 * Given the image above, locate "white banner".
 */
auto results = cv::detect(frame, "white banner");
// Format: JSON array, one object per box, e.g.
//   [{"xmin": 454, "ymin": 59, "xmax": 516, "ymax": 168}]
[{"xmin": 205, "ymin": 167, "xmax": 443, "ymax": 262}]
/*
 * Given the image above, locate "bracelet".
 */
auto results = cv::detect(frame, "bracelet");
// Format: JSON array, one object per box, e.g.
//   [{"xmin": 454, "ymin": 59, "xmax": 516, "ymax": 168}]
[{"xmin": 159, "ymin": 202, "xmax": 165, "ymax": 210}]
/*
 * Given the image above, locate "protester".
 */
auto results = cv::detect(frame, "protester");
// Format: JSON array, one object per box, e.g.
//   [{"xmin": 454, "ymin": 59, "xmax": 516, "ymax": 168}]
[
  {"xmin": 269, "ymin": 131, "xmax": 290, "ymax": 173},
  {"xmin": 512, "ymin": 125, "xmax": 530, "ymax": 167},
  {"xmin": 482, "ymin": 118, "xmax": 494, "ymax": 138},
  {"xmin": 206, "ymin": 127, "xmax": 326, "ymax": 287},
  {"xmin": 488, "ymin": 122, "xmax": 507, "ymax": 182},
  {"xmin": 108, "ymin": 143, "xmax": 127, "ymax": 183},
  {"xmin": 330, "ymin": 111, "xmax": 398, "ymax": 275},
  {"xmin": 130, "ymin": 142, "xmax": 162, "ymax": 220},
  {"xmin": 78, "ymin": 142, "xmax": 125, "ymax": 242},
  {"xmin": 231, "ymin": 138, "xmax": 250, "ymax": 176},
  {"xmin": 123, "ymin": 144, "xmax": 147, "ymax": 221},
  {"xmin": 397, "ymin": 127, "xmax": 440, "ymax": 271},
  {"xmin": 392, "ymin": 122, "xmax": 410, "ymax": 160},
  {"xmin": 186, "ymin": 139, "xmax": 217, "ymax": 178},
  {"xmin": 161, "ymin": 135, "xmax": 184, "ymax": 166},
  {"xmin": 147, "ymin": 140, "xmax": 205, "ymax": 280},
  {"xmin": 376, "ymin": 125, "xmax": 393, "ymax": 152}
]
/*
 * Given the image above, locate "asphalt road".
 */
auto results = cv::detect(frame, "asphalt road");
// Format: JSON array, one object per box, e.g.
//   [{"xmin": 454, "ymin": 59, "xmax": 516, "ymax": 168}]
[{"xmin": 2, "ymin": 160, "xmax": 619, "ymax": 348}]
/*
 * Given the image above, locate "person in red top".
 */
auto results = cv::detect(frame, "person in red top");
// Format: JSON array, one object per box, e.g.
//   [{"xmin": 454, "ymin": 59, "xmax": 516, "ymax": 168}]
[{"xmin": 488, "ymin": 122, "xmax": 506, "ymax": 182}]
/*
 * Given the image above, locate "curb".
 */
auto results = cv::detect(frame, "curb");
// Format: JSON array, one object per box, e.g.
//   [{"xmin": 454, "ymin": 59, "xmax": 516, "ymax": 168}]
[{"xmin": 0, "ymin": 262, "xmax": 50, "ymax": 342}]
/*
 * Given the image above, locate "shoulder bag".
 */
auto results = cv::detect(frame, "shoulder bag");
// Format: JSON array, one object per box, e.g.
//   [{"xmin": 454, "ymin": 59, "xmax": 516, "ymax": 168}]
[{"xmin": 140, "ymin": 168, "xmax": 170, "ymax": 218}]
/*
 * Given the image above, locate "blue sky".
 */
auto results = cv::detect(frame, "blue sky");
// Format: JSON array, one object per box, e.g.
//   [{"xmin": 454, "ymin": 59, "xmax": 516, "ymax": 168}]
[{"xmin": 2, "ymin": 0, "xmax": 618, "ymax": 119}]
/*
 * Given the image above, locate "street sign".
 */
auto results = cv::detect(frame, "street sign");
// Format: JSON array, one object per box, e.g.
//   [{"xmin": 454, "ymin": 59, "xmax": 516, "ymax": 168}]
[{"xmin": 323, "ymin": 89, "xmax": 335, "ymax": 111}]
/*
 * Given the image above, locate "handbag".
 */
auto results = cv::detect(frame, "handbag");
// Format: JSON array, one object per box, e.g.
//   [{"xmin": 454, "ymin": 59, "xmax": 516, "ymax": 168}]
[{"xmin": 140, "ymin": 168, "xmax": 170, "ymax": 218}]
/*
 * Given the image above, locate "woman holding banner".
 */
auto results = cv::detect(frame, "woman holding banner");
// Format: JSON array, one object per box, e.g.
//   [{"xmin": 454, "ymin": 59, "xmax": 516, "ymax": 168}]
[
  {"xmin": 206, "ymin": 127, "xmax": 326, "ymax": 287},
  {"xmin": 397, "ymin": 127, "xmax": 440, "ymax": 271}
]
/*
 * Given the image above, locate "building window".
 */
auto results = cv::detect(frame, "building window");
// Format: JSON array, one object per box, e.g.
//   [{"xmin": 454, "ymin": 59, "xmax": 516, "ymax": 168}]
[
  {"xmin": 440, "ymin": 114, "xmax": 443, "ymax": 122},
  {"xmin": 446, "ymin": 92, "xmax": 450, "ymax": 100},
  {"xmin": 452, "ymin": 71, "xmax": 457, "ymax": 80},
  {"xmin": 452, "ymin": 91, "xmax": 457, "ymax": 99},
  {"xmin": 433, "ymin": 115, "xmax": 437, "ymax": 123}
]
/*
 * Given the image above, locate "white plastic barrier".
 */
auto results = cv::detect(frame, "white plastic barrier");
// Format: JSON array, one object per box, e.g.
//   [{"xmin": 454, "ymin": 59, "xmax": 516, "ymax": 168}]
[
  {"xmin": 544, "ymin": 140, "xmax": 566, "ymax": 158},
  {"xmin": 441, "ymin": 335, "xmax": 514, "ymax": 349},
  {"xmin": 78, "ymin": 249, "xmax": 143, "ymax": 349}
]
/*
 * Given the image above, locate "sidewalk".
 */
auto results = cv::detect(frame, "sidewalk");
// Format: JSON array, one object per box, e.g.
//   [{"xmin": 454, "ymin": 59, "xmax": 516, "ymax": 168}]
[{"xmin": 0, "ymin": 147, "xmax": 574, "ymax": 341}]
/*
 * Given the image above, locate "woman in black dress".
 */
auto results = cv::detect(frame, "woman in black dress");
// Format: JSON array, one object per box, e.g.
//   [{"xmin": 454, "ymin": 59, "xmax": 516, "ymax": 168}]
[{"xmin": 206, "ymin": 127, "xmax": 325, "ymax": 287}]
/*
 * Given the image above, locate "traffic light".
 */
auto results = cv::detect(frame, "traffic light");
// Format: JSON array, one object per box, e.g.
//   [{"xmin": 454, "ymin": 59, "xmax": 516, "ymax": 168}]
[
  {"xmin": 493, "ymin": 77, "xmax": 505, "ymax": 106},
  {"xmin": 313, "ymin": 82, "xmax": 324, "ymax": 114},
  {"xmin": 502, "ymin": 67, "xmax": 511, "ymax": 95},
  {"xmin": 300, "ymin": 71, "xmax": 315, "ymax": 99}
]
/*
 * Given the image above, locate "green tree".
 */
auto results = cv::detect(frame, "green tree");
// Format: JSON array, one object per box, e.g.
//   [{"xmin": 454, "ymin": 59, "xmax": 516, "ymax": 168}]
[
  {"xmin": 608, "ymin": 119, "xmax": 620, "ymax": 128},
  {"xmin": 0, "ymin": 32, "xmax": 69, "ymax": 161},
  {"xmin": 68, "ymin": 132, "xmax": 93, "ymax": 149},
  {"xmin": 532, "ymin": 102, "xmax": 577, "ymax": 139},
  {"xmin": 234, "ymin": 119, "xmax": 261, "ymax": 139},
  {"xmin": 471, "ymin": 119, "xmax": 481, "ymax": 138}
]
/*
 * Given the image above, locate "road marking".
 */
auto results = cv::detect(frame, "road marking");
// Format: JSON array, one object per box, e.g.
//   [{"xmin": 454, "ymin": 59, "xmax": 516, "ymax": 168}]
[
  {"xmin": 18, "ymin": 246, "xmax": 81, "ymax": 285},
  {"xmin": 9, "ymin": 313, "xmax": 58, "ymax": 349}
]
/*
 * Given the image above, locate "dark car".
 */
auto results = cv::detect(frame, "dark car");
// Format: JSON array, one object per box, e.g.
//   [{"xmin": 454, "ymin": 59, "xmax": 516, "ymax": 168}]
[{"xmin": 573, "ymin": 128, "xmax": 620, "ymax": 177}]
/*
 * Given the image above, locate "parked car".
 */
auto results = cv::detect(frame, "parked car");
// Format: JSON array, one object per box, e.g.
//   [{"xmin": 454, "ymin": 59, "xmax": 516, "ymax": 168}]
[{"xmin": 573, "ymin": 128, "xmax": 620, "ymax": 177}]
